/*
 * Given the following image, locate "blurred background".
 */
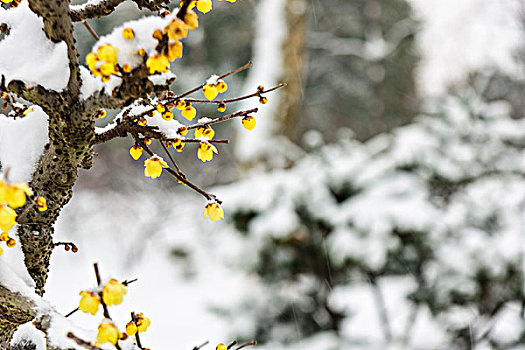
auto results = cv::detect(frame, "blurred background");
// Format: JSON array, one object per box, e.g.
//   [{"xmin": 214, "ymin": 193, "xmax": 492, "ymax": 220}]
[{"xmin": 20, "ymin": 0, "xmax": 525, "ymax": 349}]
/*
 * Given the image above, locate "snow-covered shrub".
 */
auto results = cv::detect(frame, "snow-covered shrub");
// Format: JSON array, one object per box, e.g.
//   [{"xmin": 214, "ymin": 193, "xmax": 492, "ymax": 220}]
[{"xmin": 215, "ymin": 71, "xmax": 525, "ymax": 348}]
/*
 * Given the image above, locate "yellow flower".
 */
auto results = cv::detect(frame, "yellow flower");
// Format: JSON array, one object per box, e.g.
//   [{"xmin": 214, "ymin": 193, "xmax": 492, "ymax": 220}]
[
  {"xmin": 23, "ymin": 107, "xmax": 34, "ymax": 117},
  {"xmin": 181, "ymin": 105, "xmax": 197, "ymax": 121},
  {"xmin": 203, "ymin": 202, "xmax": 224, "ymax": 221},
  {"xmin": 0, "ymin": 232, "xmax": 8, "ymax": 241},
  {"xmin": 156, "ymin": 104, "xmax": 166, "ymax": 113},
  {"xmin": 0, "ymin": 180, "xmax": 6, "ymax": 203},
  {"xmin": 138, "ymin": 48, "xmax": 146, "ymax": 57},
  {"xmin": 197, "ymin": 142, "xmax": 218, "ymax": 162},
  {"xmin": 122, "ymin": 64, "xmax": 132, "ymax": 73},
  {"xmin": 176, "ymin": 100, "xmax": 186, "ymax": 110},
  {"xmin": 217, "ymin": 81, "xmax": 228, "ymax": 93},
  {"xmin": 144, "ymin": 138, "xmax": 152, "ymax": 146},
  {"xmin": 196, "ymin": 0, "xmax": 212, "ymax": 13},
  {"xmin": 217, "ymin": 103, "xmax": 226, "ymax": 112},
  {"xmin": 167, "ymin": 41, "xmax": 183, "ymax": 61},
  {"xmin": 86, "ymin": 52, "xmax": 98, "ymax": 71},
  {"xmin": 138, "ymin": 117, "xmax": 147, "ymax": 126},
  {"xmin": 78, "ymin": 291, "xmax": 100, "ymax": 315},
  {"xmin": 195, "ymin": 126, "xmax": 215, "ymax": 139},
  {"xmin": 216, "ymin": 344, "xmax": 228, "ymax": 350},
  {"xmin": 184, "ymin": 10, "xmax": 199, "ymax": 30},
  {"xmin": 97, "ymin": 321, "xmax": 121, "ymax": 345},
  {"xmin": 146, "ymin": 54, "xmax": 170, "ymax": 74},
  {"xmin": 175, "ymin": 141, "xmax": 185, "ymax": 152},
  {"xmin": 37, "ymin": 196, "xmax": 47, "ymax": 212},
  {"xmin": 0, "ymin": 246, "xmax": 3, "ymax": 256},
  {"xmin": 122, "ymin": 28, "xmax": 135, "ymax": 40},
  {"xmin": 102, "ymin": 279, "xmax": 127, "ymax": 306},
  {"xmin": 152, "ymin": 29, "xmax": 163, "ymax": 41},
  {"xmin": 242, "ymin": 116, "xmax": 256, "ymax": 130},
  {"xmin": 6, "ymin": 238, "xmax": 15, "ymax": 248},
  {"xmin": 100, "ymin": 62, "xmax": 115, "ymax": 76},
  {"xmin": 178, "ymin": 126, "xmax": 188, "ymax": 136},
  {"xmin": 135, "ymin": 313, "xmax": 151, "ymax": 333},
  {"xmin": 164, "ymin": 19, "xmax": 189, "ymax": 41},
  {"xmin": 162, "ymin": 111, "xmax": 174, "ymax": 121},
  {"xmin": 144, "ymin": 156, "xmax": 169, "ymax": 179},
  {"xmin": 6, "ymin": 183, "xmax": 32, "ymax": 208},
  {"xmin": 203, "ymin": 84, "xmax": 219, "ymax": 101},
  {"xmin": 126, "ymin": 321, "xmax": 137, "ymax": 336},
  {"xmin": 95, "ymin": 108, "xmax": 107, "ymax": 119},
  {"xmin": 97, "ymin": 44, "xmax": 118, "ymax": 65},
  {"xmin": 129, "ymin": 145, "xmax": 143, "ymax": 160},
  {"xmin": 259, "ymin": 96, "xmax": 268, "ymax": 104}
]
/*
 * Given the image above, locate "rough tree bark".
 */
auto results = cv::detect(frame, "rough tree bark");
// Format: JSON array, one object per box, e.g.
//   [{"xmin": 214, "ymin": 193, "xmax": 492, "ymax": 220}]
[{"xmin": 0, "ymin": 0, "xmax": 171, "ymax": 346}]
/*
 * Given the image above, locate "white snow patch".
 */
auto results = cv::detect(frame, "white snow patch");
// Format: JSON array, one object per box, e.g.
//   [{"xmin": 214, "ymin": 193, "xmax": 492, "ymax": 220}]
[
  {"xmin": 0, "ymin": 107, "xmax": 49, "ymax": 182},
  {"xmin": 0, "ymin": 3, "xmax": 70, "ymax": 91}
]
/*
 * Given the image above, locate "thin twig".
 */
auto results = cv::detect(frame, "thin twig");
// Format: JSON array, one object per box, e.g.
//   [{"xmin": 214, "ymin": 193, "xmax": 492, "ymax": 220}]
[
  {"xmin": 176, "ymin": 0, "xmax": 191, "ymax": 21},
  {"xmin": 67, "ymin": 333, "xmax": 103, "ymax": 350},
  {"xmin": 131, "ymin": 312, "xmax": 144, "ymax": 349},
  {"xmin": 133, "ymin": 134, "xmax": 220, "ymax": 203},
  {"xmin": 233, "ymin": 341, "xmax": 257, "ymax": 350},
  {"xmin": 65, "ymin": 308, "xmax": 79, "ymax": 318},
  {"xmin": 159, "ymin": 140, "xmax": 184, "ymax": 176},
  {"xmin": 122, "ymin": 278, "xmax": 138, "ymax": 286},
  {"xmin": 181, "ymin": 139, "xmax": 230, "ymax": 144},
  {"xmin": 183, "ymin": 83, "xmax": 287, "ymax": 104},
  {"xmin": 94, "ymin": 263, "xmax": 113, "ymax": 321},
  {"xmin": 186, "ymin": 108, "xmax": 258, "ymax": 130},
  {"xmin": 127, "ymin": 62, "xmax": 256, "ymax": 122},
  {"xmin": 173, "ymin": 61, "xmax": 253, "ymax": 101},
  {"xmin": 192, "ymin": 341, "xmax": 209, "ymax": 350},
  {"xmin": 65, "ymin": 278, "xmax": 137, "ymax": 318},
  {"xmin": 82, "ymin": 20, "xmax": 100, "ymax": 41},
  {"xmin": 227, "ymin": 340, "xmax": 238, "ymax": 349}
]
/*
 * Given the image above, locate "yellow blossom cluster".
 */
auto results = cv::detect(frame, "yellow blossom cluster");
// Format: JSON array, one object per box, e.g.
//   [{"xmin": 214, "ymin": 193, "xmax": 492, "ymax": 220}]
[
  {"xmin": 195, "ymin": 125, "xmax": 215, "ymax": 139},
  {"xmin": 85, "ymin": 0, "xmax": 240, "ymax": 79},
  {"xmin": 78, "ymin": 279, "xmax": 139, "ymax": 346},
  {"xmin": 186, "ymin": 0, "xmax": 237, "ymax": 14},
  {"xmin": 86, "ymin": 44, "xmax": 119, "ymax": 82},
  {"xmin": 145, "ymin": 12, "xmax": 196, "ymax": 74},
  {"xmin": 126, "ymin": 313, "xmax": 151, "ymax": 336},
  {"xmin": 0, "ymin": 177, "xmax": 41, "ymax": 256},
  {"xmin": 156, "ymin": 103, "xmax": 176, "ymax": 121},
  {"xmin": 176, "ymin": 100, "xmax": 197, "ymax": 121},
  {"xmin": 78, "ymin": 278, "xmax": 128, "ymax": 316},
  {"xmin": 203, "ymin": 79, "xmax": 228, "ymax": 100}
]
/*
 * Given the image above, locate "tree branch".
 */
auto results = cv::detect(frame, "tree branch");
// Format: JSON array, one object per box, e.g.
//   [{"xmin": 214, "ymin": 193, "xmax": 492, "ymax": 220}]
[
  {"xmin": 0, "ymin": 286, "xmax": 36, "ymax": 347},
  {"xmin": 70, "ymin": 0, "xmax": 127, "ymax": 22}
]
